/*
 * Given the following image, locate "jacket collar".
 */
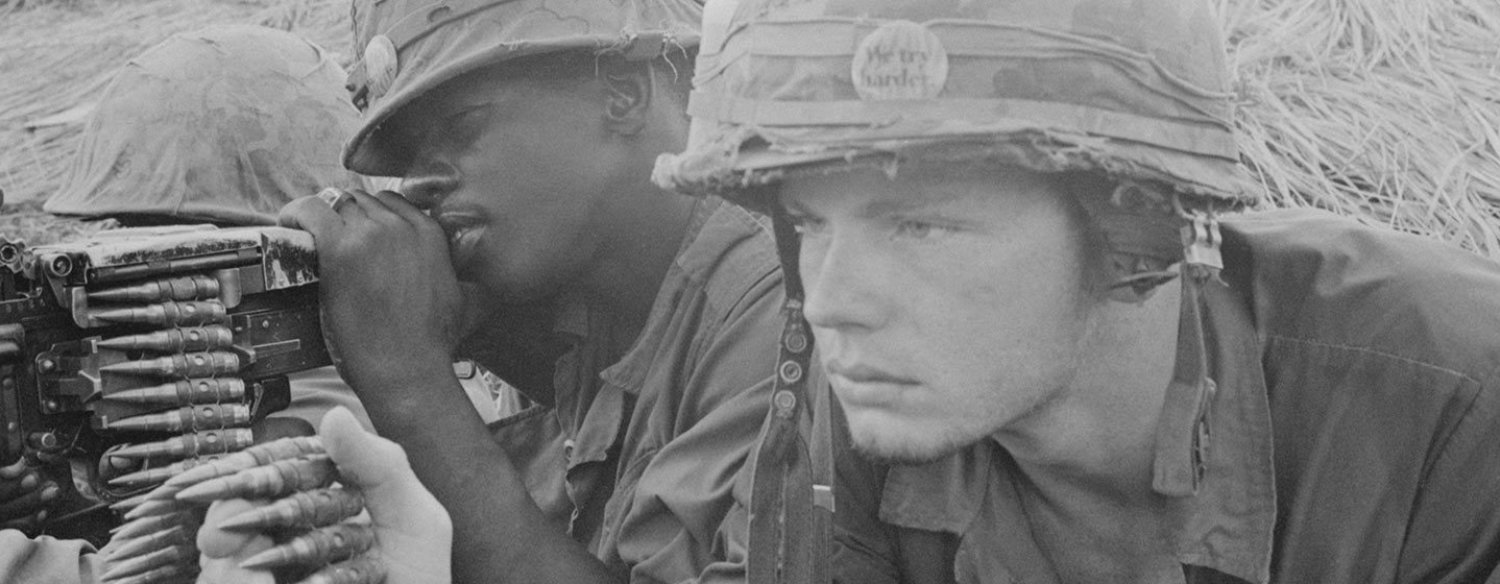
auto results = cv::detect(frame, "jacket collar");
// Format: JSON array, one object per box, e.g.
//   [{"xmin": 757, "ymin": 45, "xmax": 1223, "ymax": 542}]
[{"xmin": 878, "ymin": 279, "xmax": 1277, "ymax": 583}]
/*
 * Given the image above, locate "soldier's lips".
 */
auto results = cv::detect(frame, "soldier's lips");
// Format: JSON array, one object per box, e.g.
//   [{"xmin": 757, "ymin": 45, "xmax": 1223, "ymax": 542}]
[
  {"xmin": 435, "ymin": 214, "xmax": 485, "ymax": 276},
  {"xmin": 825, "ymin": 362, "xmax": 920, "ymax": 408}
]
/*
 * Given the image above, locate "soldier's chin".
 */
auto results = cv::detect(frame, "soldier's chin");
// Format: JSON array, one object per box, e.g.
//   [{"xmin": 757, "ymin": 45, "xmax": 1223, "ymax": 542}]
[
  {"xmin": 846, "ymin": 412, "xmax": 970, "ymax": 465},
  {"xmin": 452, "ymin": 261, "xmax": 482, "ymax": 284}
]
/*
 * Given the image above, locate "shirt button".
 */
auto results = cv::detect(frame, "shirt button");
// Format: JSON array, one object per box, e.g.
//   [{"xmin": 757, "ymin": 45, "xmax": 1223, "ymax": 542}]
[{"xmin": 773, "ymin": 390, "xmax": 797, "ymax": 417}]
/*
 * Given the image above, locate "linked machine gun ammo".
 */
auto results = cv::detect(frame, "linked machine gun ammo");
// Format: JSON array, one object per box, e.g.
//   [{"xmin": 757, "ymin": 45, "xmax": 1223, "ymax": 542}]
[{"xmin": 0, "ymin": 225, "xmax": 330, "ymax": 543}]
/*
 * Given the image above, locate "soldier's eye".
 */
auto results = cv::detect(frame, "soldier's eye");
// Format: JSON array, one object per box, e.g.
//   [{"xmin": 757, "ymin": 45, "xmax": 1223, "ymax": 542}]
[
  {"xmin": 442, "ymin": 105, "xmax": 492, "ymax": 143},
  {"xmin": 892, "ymin": 219, "xmax": 956, "ymax": 241},
  {"xmin": 786, "ymin": 213, "xmax": 826, "ymax": 237}
]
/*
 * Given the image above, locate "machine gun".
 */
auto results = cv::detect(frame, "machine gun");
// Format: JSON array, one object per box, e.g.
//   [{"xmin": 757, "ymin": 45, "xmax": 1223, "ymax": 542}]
[{"xmin": 0, "ymin": 225, "xmax": 330, "ymax": 544}]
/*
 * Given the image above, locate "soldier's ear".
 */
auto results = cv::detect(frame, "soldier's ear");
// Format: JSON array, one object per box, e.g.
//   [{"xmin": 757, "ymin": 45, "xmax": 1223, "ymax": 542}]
[{"xmin": 600, "ymin": 59, "xmax": 653, "ymax": 137}]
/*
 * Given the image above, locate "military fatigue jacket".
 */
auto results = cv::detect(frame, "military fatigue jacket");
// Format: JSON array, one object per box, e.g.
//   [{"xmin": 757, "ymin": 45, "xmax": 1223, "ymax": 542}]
[
  {"xmin": 489, "ymin": 199, "xmax": 785, "ymax": 584},
  {"xmin": 0, "ymin": 531, "xmax": 101, "ymax": 584},
  {"xmin": 847, "ymin": 209, "xmax": 1500, "ymax": 584}
]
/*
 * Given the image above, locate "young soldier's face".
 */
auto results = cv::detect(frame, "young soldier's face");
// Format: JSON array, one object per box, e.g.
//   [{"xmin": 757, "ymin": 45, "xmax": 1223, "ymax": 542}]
[
  {"xmin": 781, "ymin": 166, "xmax": 1098, "ymax": 463},
  {"xmin": 386, "ymin": 68, "xmax": 615, "ymax": 303}
]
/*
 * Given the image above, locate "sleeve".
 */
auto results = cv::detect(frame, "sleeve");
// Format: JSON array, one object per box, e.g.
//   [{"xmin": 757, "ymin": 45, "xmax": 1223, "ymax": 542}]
[
  {"xmin": 282, "ymin": 366, "xmax": 375, "ymax": 431},
  {"xmin": 826, "ymin": 394, "xmax": 903, "ymax": 584},
  {"xmin": 1395, "ymin": 381, "xmax": 1500, "ymax": 583},
  {"xmin": 612, "ymin": 269, "xmax": 785, "ymax": 584},
  {"xmin": 0, "ymin": 530, "xmax": 101, "ymax": 584},
  {"xmin": 628, "ymin": 380, "xmax": 905, "ymax": 584}
]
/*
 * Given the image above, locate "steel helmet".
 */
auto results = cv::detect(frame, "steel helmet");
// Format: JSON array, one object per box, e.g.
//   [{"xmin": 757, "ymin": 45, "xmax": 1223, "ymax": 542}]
[
  {"xmin": 46, "ymin": 25, "xmax": 362, "ymax": 226},
  {"xmin": 656, "ymin": 0, "xmax": 1259, "ymax": 213},
  {"xmin": 343, "ymin": 0, "xmax": 704, "ymax": 176},
  {"xmin": 659, "ymin": 0, "xmax": 1254, "ymax": 499}
]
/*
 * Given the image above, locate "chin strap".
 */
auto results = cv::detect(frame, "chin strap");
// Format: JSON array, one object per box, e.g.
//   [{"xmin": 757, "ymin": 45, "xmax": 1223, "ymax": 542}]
[
  {"xmin": 1151, "ymin": 202, "xmax": 1223, "ymax": 497},
  {"xmin": 746, "ymin": 207, "xmax": 834, "ymax": 584},
  {"xmin": 1080, "ymin": 180, "xmax": 1226, "ymax": 497}
]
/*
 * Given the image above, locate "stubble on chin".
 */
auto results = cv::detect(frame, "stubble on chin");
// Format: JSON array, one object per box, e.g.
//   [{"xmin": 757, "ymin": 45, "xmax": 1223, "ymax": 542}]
[
  {"xmin": 846, "ymin": 415, "xmax": 980, "ymax": 466},
  {"xmin": 843, "ymin": 370, "xmax": 1079, "ymax": 467}
]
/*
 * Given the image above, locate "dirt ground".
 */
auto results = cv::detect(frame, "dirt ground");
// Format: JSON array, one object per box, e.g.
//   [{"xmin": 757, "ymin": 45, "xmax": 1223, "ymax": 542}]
[{"xmin": 0, "ymin": 0, "xmax": 350, "ymax": 245}]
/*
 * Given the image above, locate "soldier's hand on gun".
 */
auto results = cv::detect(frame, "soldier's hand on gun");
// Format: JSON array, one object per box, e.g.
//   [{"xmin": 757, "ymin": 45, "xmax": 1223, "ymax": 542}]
[
  {"xmin": 279, "ymin": 188, "xmax": 465, "ymax": 393},
  {"xmin": 0, "ymin": 457, "xmax": 59, "ymax": 532},
  {"xmin": 197, "ymin": 406, "xmax": 453, "ymax": 584}
]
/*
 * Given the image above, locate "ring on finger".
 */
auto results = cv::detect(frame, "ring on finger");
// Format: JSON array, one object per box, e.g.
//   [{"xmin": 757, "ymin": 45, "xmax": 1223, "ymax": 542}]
[{"xmin": 315, "ymin": 188, "xmax": 353, "ymax": 211}]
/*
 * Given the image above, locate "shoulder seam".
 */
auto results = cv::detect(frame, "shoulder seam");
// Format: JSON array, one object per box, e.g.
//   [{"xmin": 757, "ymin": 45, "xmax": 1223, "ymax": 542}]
[{"xmin": 1262, "ymin": 334, "xmax": 1483, "ymax": 385}]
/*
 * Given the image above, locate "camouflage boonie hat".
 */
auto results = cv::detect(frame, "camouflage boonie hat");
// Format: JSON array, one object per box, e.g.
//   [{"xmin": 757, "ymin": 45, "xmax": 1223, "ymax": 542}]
[
  {"xmin": 343, "ymin": 0, "xmax": 703, "ymax": 176},
  {"xmin": 47, "ymin": 25, "xmax": 362, "ymax": 225},
  {"xmin": 655, "ymin": 0, "xmax": 1259, "ymax": 210}
]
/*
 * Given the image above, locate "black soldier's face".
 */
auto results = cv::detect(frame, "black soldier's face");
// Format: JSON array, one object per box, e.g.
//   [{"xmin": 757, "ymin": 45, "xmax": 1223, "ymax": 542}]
[
  {"xmin": 781, "ymin": 166, "xmax": 1099, "ymax": 464},
  {"xmin": 390, "ymin": 69, "xmax": 616, "ymax": 303}
]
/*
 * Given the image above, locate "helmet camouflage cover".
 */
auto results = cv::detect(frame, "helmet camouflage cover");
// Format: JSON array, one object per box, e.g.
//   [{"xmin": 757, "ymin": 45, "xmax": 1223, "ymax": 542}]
[
  {"xmin": 47, "ymin": 25, "xmax": 363, "ymax": 225},
  {"xmin": 658, "ymin": 0, "xmax": 1258, "ymax": 501},
  {"xmin": 343, "ymin": 0, "xmax": 704, "ymax": 176},
  {"xmin": 655, "ymin": 0, "xmax": 1260, "ymax": 211}
]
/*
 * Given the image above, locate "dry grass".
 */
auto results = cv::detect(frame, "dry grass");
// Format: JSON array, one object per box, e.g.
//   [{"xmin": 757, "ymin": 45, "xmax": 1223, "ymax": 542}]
[
  {"xmin": 3, "ymin": 0, "xmax": 1500, "ymax": 257},
  {"xmin": 1217, "ymin": 0, "xmax": 1500, "ymax": 258}
]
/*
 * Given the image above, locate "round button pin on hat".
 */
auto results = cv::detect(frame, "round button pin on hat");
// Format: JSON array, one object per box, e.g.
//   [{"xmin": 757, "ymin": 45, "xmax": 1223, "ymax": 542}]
[
  {"xmin": 851, "ymin": 21, "xmax": 949, "ymax": 101},
  {"xmin": 363, "ymin": 35, "xmax": 400, "ymax": 104}
]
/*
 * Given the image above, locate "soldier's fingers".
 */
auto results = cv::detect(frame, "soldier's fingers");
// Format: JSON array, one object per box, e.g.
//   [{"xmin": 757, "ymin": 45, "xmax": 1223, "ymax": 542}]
[
  {"xmin": 293, "ymin": 553, "xmax": 386, "ymax": 584},
  {"xmin": 319, "ymin": 408, "xmax": 412, "ymax": 491},
  {"xmin": 0, "ymin": 457, "xmax": 29, "ymax": 480},
  {"xmin": 327, "ymin": 188, "xmax": 373, "ymax": 223},
  {"xmin": 314, "ymin": 187, "xmax": 355, "ymax": 211},
  {"xmin": 0, "ymin": 510, "xmax": 45, "ymax": 532},
  {"xmin": 320, "ymin": 407, "xmax": 451, "ymax": 583},
  {"xmin": 251, "ymin": 416, "xmax": 316, "ymax": 444},
  {"xmin": 368, "ymin": 190, "xmax": 427, "ymax": 225},
  {"xmin": 340, "ymin": 190, "xmax": 406, "ymax": 229},
  {"xmin": 278, "ymin": 195, "xmax": 347, "ymax": 238},
  {"xmin": 370, "ymin": 190, "xmax": 447, "ymax": 246},
  {"xmin": 0, "ymin": 470, "xmax": 41, "ymax": 500},
  {"xmin": 199, "ymin": 513, "xmax": 277, "ymax": 584},
  {"xmin": 0, "ymin": 484, "xmax": 56, "ymax": 522}
]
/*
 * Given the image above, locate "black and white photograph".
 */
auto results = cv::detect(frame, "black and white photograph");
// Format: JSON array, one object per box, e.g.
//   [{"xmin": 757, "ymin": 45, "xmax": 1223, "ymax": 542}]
[{"xmin": 1, "ymin": 0, "xmax": 1498, "ymax": 582}]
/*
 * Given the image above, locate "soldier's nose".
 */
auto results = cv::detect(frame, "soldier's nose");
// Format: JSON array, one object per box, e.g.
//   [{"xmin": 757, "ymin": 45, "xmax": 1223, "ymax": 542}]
[{"xmin": 399, "ymin": 167, "xmax": 459, "ymax": 210}]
